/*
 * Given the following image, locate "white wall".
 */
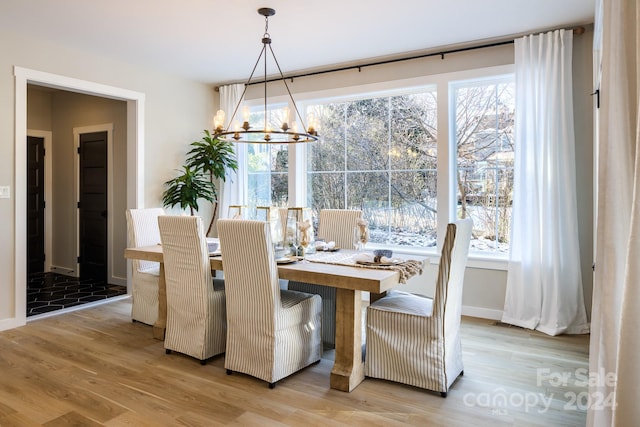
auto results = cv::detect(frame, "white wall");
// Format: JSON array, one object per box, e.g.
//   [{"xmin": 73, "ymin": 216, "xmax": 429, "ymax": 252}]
[{"xmin": 0, "ymin": 28, "xmax": 215, "ymax": 329}]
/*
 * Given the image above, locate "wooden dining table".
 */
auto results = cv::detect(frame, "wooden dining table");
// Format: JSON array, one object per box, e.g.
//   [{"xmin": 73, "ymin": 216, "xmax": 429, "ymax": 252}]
[{"xmin": 124, "ymin": 245, "xmax": 424, "ymax": 392}]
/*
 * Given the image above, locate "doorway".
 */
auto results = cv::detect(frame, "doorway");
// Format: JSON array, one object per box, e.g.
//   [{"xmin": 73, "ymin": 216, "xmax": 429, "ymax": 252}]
[{"xmin": 14, "ymin": 68, "xmax": 145, "ymax": 324}]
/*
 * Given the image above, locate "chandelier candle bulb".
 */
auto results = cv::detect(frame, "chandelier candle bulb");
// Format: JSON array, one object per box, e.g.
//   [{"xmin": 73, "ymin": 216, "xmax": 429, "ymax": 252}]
[
  {"xmin": 307, "ymin": 113, "xmax": 317, "ymax": 134},
  {"xmin": 282, "ymin": 107, "xmax": 290, "ymax": 130},
  {"xmin": 213, "ymin": 110, "xmax": 225, "ymax": 132}
]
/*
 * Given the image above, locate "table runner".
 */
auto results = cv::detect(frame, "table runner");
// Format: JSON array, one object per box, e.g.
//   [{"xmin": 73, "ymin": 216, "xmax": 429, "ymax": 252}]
[{"xmin": 305, "ymin": 251, "xmax": 424, "ymax": 284}]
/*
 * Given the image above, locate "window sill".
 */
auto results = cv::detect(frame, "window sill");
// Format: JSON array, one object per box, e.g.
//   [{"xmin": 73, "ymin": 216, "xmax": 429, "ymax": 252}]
[
  {"xmin": 465, "ymin": 255, "xmax": 508, "ymax": 271},
  {"xmin": 366, "ymin": 244, "xmax": 508, "ymax": 271}
]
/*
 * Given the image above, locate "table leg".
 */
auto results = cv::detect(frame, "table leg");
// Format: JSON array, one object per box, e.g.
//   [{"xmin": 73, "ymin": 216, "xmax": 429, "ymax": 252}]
[
  {"xmin": 152, "ymin": 263, "xmax": 166, "ymax": 340},
  {"xmin": 369, "ymin": 291, "xmax": 386, "ymax": 305},
  {"xmin": 330, "ymin": 288, "xmax": 365, "ymax": 392}
]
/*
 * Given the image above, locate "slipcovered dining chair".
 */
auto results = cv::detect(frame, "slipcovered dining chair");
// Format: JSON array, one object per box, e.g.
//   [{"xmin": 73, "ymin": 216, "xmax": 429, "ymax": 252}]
[
  {"xmin": 365, "ymin": 218, "xmax": 473, "ymax": 397},
  {"xmin": 289, "ymin": 209, "xmax": 362, "ymax": 348},
  {"xmin": 279, "ymin": 207, "xmax": 289, "ymax": 237},
  {"xmin": 126, "ymin": 208, "xmax": 164, "ymax": 325},
  {"xmin": 217, "ymin": 219, "xmax": 322, "ymax": 388},
  {"xmin": 158, "ymin": 215, "xmax": 226, "ymax": 364}
]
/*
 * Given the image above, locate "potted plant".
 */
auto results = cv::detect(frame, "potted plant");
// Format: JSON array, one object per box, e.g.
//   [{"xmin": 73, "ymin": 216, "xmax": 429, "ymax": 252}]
[{"xmin": 162, "ymin": 130, "xmax": 238, "ymax": 233}]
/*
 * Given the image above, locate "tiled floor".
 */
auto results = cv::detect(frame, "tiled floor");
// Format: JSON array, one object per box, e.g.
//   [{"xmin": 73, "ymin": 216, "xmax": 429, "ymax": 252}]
[{"xmin": 27, "ymin": 272, "xmax": 127, "ymax": 317}]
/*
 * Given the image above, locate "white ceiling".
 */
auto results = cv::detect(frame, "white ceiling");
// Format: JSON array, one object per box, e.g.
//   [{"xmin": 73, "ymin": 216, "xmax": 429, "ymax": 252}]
[{"xmin": 1, "ymin": 0, "xmax": 595, "ymax": 85}]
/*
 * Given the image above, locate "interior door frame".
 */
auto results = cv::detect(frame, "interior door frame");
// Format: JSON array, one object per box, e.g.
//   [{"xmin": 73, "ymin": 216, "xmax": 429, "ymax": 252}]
[
  {"xmin": 26, "ymin": 130, "xmax": 53, "ymax": 273},
  {"xmin": 74, "ymin": 124, "xmax": 115, "ymax": 283},
  {"xmin": 13, "ymin": 66, "xmax": 145, "ymax": 328}
]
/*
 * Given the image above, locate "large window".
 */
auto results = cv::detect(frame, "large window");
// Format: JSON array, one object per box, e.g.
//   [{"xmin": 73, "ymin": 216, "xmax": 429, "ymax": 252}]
[
  {"xmin": 246, "ymin": 104, "xmax": 289, "ymax": 211},
  {"xmin": 306, "ymin": 91, "xmax": 438, "ymax": 247},
  {"xmin": 242, "ymin": 68, "xmax": 515, "ymax": 258},
  {"xmin": 452, "ymin": 78, "xmax": 515, "ymax": 253}
]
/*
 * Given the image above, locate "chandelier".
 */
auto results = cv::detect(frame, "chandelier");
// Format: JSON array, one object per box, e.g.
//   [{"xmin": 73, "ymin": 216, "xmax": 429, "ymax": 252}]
[{"xmin": 212, "ymin": 7, "xmax": 319, "ymax": 144}]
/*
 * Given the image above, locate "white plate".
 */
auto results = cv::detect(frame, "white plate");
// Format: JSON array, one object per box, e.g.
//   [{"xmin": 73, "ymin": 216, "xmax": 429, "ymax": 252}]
[
  {"xmin": 318, "ymin": 247, "xmax": 340, "ymax": 252},
  {"xmin": 276, "ymin": 257, "xmax": 297, "ymax": 264}
]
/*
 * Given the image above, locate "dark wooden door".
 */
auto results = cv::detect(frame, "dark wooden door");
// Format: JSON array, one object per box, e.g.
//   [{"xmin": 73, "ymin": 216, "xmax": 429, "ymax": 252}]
[
  {"xmin": 27, "ymin": 136, "xmax": 45, "ymax": 276},
  {"xmin": 79, "ymin": 131, "xmax": 108, "ymax": 282}
]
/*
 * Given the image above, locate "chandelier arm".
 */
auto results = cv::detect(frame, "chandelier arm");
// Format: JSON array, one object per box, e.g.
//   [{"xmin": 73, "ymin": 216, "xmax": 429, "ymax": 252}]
[
  {"xmin": 223, "ymin": 83, "xmax": 249, "ymax": 133},
  {"xmin": 267, "ymin": 44, "xmax": 309, "ymax": 132},
  {"xmin": 225, "ymin": 44, "xmax": 267, "ymax": 131},
  {"xmin": 243, "ymin": 45, "xmax": 268, "ymax": 87},
  {"xmin": 263, "ymin": 37, "xmax": 268, "ymax": 135}
]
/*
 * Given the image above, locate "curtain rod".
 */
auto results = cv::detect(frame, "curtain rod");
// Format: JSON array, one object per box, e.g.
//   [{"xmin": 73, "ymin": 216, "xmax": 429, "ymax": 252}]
[{"xmin": 237, "ymin": 26, "xmax": 585, "ymax": 87}]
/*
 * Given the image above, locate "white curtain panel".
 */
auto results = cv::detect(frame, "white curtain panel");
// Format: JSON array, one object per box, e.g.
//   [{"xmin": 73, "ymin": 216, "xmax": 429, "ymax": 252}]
[
  {"xmin": 218, "ymin": 83, "xmax": 247, "ymax": 222},
  {"xmin": 502, "ymin": 29, "xmax": 589, "ymax": 336},
  {"xmin": 588, "ymin": 0, "xmax": 640, "ymax": 424}
]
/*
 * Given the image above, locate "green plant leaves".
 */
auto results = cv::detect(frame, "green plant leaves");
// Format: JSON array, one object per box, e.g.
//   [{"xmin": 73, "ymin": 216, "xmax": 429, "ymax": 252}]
[
  {"xmin": 162, "ymin": 165, "xmax": 215, "ymax": 216},
  {"xmin": 186, "ymin": 129, "xmax": 238, "ymax": 183},
  {"xmin": 162, "ymin": 130, "xmax": 239, "ymax": 218}
]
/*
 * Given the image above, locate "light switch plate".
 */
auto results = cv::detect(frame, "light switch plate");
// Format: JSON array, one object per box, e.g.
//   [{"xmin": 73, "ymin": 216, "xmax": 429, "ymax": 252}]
[{"xmin": 0, "ymin": 186, "xmax": 10, "ymax": 198}]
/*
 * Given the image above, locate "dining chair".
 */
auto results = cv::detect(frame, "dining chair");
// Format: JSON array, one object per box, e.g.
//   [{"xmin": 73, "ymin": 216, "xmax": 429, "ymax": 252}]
[
  {"xmin": 217, "ymin": 219, "xmax": 322, "ymax": 388},
  {"xmin": 279, "ymin": 207, "xmax": 289, "ymax": 237},
  {"xmin": 125, "ymin": 207, "xmax": 165, "ymax": 325},
  {"xmin": 288, "ymin": 209, "xmax": 363, "ymax": 348},
  {"xmin": 158, "ymin": 215, "xmax": 226, "ymax": 364},
  {"xmin": 365, "ymin": 218, "xmax": 473, "ymax": 397}
]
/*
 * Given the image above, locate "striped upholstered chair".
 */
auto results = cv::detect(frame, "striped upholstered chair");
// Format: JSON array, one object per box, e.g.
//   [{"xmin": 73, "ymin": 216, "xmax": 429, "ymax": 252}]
[
  {"xmin": 217, "ymin": 219, "xmax": 322, "ymax": 388},
  {"xmin": 126, "ymin": 208, "xmax": 164, "ymax": 325},
  {"xmin": 158, "ymin": 215, "xmax": 226, "ymax": 364},
  {"xmin": 289, "ymin": 209, "xmax": 362, "ymax": 348},
  {"xmin": 365, "ymin": 218, "xmax": 472, "ymax": 397},
  {"xmin": 279, "ymin": 207, "xmax": 289, "ymax": 237}
]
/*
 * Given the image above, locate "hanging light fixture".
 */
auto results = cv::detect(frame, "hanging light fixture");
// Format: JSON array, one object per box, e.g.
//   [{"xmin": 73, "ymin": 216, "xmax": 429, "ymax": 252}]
[{"xmin": 213, "ymin": 7, "xmax": 319, "ymax": 144}]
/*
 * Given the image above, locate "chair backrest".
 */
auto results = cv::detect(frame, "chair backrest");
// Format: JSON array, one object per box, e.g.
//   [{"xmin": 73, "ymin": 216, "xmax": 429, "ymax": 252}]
[
  {"xmin": 318, "ymin": 209, "xmax": 363, "ymax": 250},
  {"xmin": 158, "ymin": 215, "xmax": 213, "ymax": 309},
  {"xmin": 126, "ymin": 208, "xmax": 165, "ymax": 272},
  {"xmin": 217, "ymin": 219, "xmax": 280, "ymax": 332},
  {"xmin": 279, "ymin": 207, "xmax": 289, "ymax": 240},
  {"xmin": 432, "ymin": 218, "xmax": 473, "ymax": 326}
]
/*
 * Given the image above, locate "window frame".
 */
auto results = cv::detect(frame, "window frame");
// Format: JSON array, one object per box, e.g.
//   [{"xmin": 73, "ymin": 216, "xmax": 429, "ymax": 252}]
[
  {"xmin": 239, "ymin": 64, "xmax": 514, "ymax": 270},
  {"xmin": 449, "ymin": 73, "xmax": 515, "ymax": 258}
]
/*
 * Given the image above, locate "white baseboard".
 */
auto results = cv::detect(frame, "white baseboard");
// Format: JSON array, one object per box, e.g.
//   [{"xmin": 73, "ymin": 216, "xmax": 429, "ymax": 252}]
[
  {"xmin": 109, "ymin": 276, "xmax": 127, "ymax": 287},
  {"xmin": 49, "ymin": 266, "xmax": 77, "ymax": 277},
  {"xmin": 462, "ymin": 305, "xmax": 503, "ymax": 320},
  {"xmin": 0, "ymin": 317, "xmax": 26, "ymax": 332}
]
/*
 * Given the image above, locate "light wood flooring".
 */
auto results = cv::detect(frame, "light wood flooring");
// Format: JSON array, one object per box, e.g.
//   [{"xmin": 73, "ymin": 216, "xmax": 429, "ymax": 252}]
[{"xmin": 0, "ymin": 299, "xmax": 589, "ymax": 426}]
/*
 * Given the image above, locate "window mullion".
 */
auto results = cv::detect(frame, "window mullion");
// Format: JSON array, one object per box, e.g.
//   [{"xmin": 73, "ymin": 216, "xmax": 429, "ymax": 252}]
[
  {"xmin": 343, "ymin": 105, "xmax": 348, "ymax": 209},
  {"xmin": 439, "ymin": 79, "xmax": 453, "ymax": 250},
  {"xmin": 387, "ymin": 97, "xmax": 392, "ymax": 241},
  {"xmin": 290, "ymin": 100, "xmax": 305, "ymax": 206}
]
